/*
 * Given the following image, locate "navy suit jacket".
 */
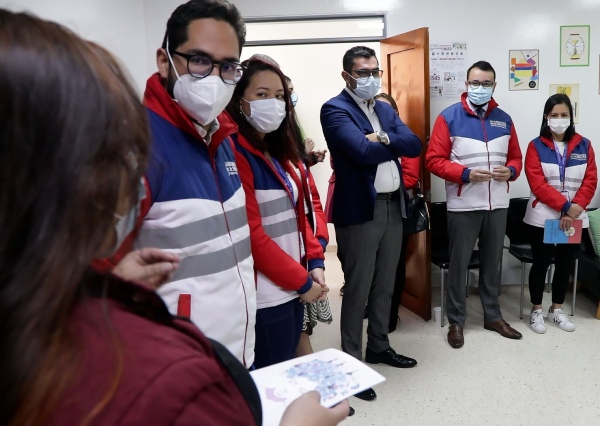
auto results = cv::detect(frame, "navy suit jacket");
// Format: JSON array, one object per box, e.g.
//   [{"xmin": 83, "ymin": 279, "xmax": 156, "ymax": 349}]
[{"xmin": 320, "ymin": 89, "xmax": 422, "ymax": 227}]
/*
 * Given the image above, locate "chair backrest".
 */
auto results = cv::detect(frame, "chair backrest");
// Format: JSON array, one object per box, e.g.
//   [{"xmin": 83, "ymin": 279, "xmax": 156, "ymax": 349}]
[
  {"xmin": 506, "ymin": 197, "xmax": 532, "ymax": 245},
  {"xmin": 430, "ymin": 202, "xmax": 449, "ymax": 253},
  {"xmin": 581, "ymin": 207, "xmax": 597, "ymax": 254}
]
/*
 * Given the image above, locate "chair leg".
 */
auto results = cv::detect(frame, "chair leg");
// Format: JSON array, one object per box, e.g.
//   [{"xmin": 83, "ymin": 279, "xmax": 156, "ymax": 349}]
[
  {"xmin": 441, "ymin": 269, "xmax": 445, "ymax": 327},
  {"xmin": 520, "ymin": 262, "xmax": 526, "ymax": 319},
  {"xmin": 572, "ymin": 259, "xmax": 578, "ymax": 316},
  {"xmin": 545, "ymin": 266, "xmax": 551, "ymax": 293}
]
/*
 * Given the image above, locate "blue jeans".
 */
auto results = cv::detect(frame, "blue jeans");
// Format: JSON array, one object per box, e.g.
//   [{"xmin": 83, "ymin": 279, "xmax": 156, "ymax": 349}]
[{"xmin": 254, "ymin": 298, "xmax": 304, "ymax": 369}]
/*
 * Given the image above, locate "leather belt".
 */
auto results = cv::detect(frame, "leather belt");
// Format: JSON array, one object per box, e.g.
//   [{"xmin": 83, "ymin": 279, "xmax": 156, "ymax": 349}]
[{"xmin": 376, "ymin": 191, "xmax": 399, "ymax": 201}]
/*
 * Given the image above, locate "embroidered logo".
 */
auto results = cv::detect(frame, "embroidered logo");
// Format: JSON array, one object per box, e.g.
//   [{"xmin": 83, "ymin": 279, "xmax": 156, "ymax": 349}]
[
  {"xmin": 225, "ymin": 161, "xmax": 238, "ymax": 176},
  {"xmin": 570, "ymin": 153, "xmax": 587, "ymax": 161},
  {"xmin": 490, "ymin": 120, "xmax": 507, "ymax": 129}
]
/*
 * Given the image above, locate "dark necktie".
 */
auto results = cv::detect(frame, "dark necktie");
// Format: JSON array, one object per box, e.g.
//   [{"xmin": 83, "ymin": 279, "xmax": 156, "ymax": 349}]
[{"xmin": 476, "ymin": 107, "xmax": 485, "ymax": 119}]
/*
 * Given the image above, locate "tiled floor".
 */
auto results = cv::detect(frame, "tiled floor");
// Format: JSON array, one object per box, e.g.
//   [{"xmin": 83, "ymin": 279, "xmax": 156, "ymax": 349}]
[{"xmin": 310, "ymin": 252, "xmax": 600, "ymax": 426}]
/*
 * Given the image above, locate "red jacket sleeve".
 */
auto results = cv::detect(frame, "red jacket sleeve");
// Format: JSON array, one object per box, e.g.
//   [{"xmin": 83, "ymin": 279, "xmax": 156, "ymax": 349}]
[
  {"xmin": 235, "ymin": 150, "xmax": 311, "ymax": 292},
  {"xmin": 506, "ymin": 123, "xmax": 523, "ymax": 181},
  {"xmin": 425, "ymin": 115, "xmax": 467, "ymax": 184},
  {"xmin": 400, "ymin": 156, "xmax": 420, "ymax": 190},
  {"xmin": 572, "ymin": 141, "xmax": 598, "ymax": 209},
  {"xmin": 302, "ymin": 169, "xmax": 327, "ymax": 269},
  {"xmin": 525, "ymin": 142, "xmax": 569, "ymax": 212},
  {"xmin": 308, "ymin": 169, "xmax": 329, "ymax": 244},
  {"xmin": 91, "ymin": 179, "xmax": 152, "ymax": 272}
]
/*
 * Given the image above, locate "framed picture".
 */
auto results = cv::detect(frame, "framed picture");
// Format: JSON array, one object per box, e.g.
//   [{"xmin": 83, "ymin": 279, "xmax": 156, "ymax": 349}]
[
  {"xmin": 509, "ymin": 50, "xmax": 539, "ymax": 91},
  {"xmin": 560, "ymin": 25, "xmax": 590, "ymax": 67},
  {"xmin": 549, "ymin": 84, "xmax": 580, "ymax": 123}
]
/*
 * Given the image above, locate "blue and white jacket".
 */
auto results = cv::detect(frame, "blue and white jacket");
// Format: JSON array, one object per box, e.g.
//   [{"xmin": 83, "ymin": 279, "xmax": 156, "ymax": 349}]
[{"xmin": 136, "ymin": 74, "xmax": 256, "ymax": 367}]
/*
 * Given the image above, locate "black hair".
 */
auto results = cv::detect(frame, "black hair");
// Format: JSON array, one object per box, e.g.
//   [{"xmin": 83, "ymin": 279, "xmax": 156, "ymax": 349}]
[
  {"xmin": 540, "ymin": 93, "xmax": 576, "ymax": 142},
  {"xmin": 343, "ymin": 46, "xmax": 377, "ymax": 73},
  {"xmin": 374, "ymin": 93, "xmax": 398, "ymax": 113},
  {"xmin": 467, "ymin": 60, "xmax": 496, "ymax": 81},
  {"xmin": 161, "ymin": 0, "xmax": 245, "ymax": 53}
]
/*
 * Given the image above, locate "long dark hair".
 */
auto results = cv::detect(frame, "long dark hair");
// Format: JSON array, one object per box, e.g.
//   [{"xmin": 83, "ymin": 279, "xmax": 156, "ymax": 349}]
[
  {"xmin": 374, "ymin": 92, "xmax": 399, "ymax": 113},
  {"xmin": 0, "ymin": 10, "xmax": 149, "ymax": 426},
  {"xmin": 540, "ymin": 93, "xmax": 576, "ymax": 142},
  {"xmin": 226, "ymin": 58, "xmax": 301, "ymax": 164}
]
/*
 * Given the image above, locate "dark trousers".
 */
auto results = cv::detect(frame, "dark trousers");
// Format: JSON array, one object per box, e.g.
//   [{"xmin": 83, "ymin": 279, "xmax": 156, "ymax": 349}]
[
  {"xmin": 336, "ymin": 198, "xmax": 403, "ymax": 360},
  {"xmin": 528, "ymin": 225, "xmax": 579, "ymax": 305},
  {"xmin": 389, "ymin": 234, "xmax": 410, "ymax": 330},
  {"xmin": 254, "ymin": 298, "xmax": 304, "ymax": 369},
  {"xmin": 447, "ymin": 209, "xmax": 506, "ymax": 326}
]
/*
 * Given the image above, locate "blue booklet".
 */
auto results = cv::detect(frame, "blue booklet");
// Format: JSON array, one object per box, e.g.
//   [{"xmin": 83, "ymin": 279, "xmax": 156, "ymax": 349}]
[{"xmin": 543, "ymin": 220, "xmax": 583, "ymax": 244}]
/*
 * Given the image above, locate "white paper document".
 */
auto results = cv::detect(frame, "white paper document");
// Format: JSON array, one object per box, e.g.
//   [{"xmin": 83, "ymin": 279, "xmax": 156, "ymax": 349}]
[{"xmin": 250, "ymin": 348, "xmax": 386, "ymax": 426}]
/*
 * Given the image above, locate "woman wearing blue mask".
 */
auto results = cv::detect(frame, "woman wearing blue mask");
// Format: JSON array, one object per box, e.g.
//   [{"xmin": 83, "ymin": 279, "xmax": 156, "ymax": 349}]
[
  {"xmin": 226, "ymin": 58, "xmax": 330, "ymax": 369},
  {"xmin": 523, "ymin": 94, "xmax": 597, "ymax": 334}
]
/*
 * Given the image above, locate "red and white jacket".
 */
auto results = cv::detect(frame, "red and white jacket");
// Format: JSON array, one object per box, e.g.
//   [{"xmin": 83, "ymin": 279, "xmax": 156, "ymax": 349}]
[
  {"xmin": 426, "ymin": 94, "xmax": 522, "ymax": 211},
  {"xmin": 234, "ymin": 133, "xmax": 325, "ymax": 310},
  {"xmin": 524, "ymin": 134, "xmax": 597, "ymax": 228}
]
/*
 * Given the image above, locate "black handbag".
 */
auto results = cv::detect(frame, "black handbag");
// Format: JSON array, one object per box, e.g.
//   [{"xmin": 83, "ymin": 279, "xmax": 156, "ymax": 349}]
[{"xmin": 402, "ymin": 185, "xmax": 430, "ymax": 235}]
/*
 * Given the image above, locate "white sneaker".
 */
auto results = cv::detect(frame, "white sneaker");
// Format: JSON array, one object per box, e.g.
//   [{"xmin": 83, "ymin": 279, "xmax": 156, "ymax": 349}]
[
  {"xmin": 529, "ymin": 309, "xmax": 547, "ymax": 334},
  {"xmin": 547, "ymin": 308, "xmax": 576, "ymax": 332}
]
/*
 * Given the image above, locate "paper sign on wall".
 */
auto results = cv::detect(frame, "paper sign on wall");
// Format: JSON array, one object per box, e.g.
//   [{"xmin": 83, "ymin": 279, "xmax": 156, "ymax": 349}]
[{"xmin": 430, "ymin": 42, "xmax": 469, "ymax": 101}]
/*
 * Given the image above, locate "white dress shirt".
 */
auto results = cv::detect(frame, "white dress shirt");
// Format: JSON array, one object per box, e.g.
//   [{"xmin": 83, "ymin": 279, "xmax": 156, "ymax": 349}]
[
  {"xmin": 193, "ymin": 118, "xmax": 220, "ymax": 145},
  {"xmin": 466, "ymin": 98, "xmax": 489, "ymax": 116},
  {"xmin": 344, "ymin": 87, "xmax": 401, "ymax": 193}
]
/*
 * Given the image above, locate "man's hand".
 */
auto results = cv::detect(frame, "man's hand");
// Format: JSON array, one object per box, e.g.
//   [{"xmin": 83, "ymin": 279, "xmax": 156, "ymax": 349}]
[
  {"xmin": 304, "ymin": 138, "xmax": 315, "ymax": 152},
  {"xmin": 113, "ymin": 248, "xmax": 180, "ymax": 289},
  {"xmin": 567, "ymin": 203, "xmax": 584, "ymax": 219},
  {"xmin": 366, "ymin": 132, "xmax": 379, "ymax": 143},
  {"xmin": 280, "ymin": 391, "xmax": 349, "ymax": 426},
  {"xmin": 492, "ymin": 166, "xmax": 512, "ymax": 182},
  {"xmin": 312, "ymin": 149, "xmax": 327, "ymax": 163},
  {"xmin": 560, "ymin": 215, "xmax": 574, "ymax": 231},
  {"xmin": 469, "ymin": 168, "xmax": 493, "ymax": 183}
]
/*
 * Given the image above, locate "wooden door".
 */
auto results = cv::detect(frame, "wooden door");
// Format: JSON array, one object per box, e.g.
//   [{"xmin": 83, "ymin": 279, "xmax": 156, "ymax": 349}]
[{"xmin": 381, "ymin": 28, "xmax": 432, "ymax": 321}]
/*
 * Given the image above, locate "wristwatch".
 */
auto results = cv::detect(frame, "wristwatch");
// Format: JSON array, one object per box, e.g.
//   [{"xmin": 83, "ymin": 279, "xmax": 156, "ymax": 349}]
[{"xmin": 377, "ymin": 130, "xmax": 390, "ymax": 145}]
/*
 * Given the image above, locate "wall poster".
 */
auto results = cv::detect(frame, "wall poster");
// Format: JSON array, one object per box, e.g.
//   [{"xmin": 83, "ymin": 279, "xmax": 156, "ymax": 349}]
[
  {"xmin": 549, "ymin": 83, "xmax": 580, "ymax": 123},
  {"xmin": 560, "ymin": 25, "xmax": 590, "ymax": 67},
  {"xmin": 509, "ymin": 50, "xmax": 539, "ymax": 91},
  {"xmin": 430, "ymin": 42, "xmax": 469, "ymax": 101}
]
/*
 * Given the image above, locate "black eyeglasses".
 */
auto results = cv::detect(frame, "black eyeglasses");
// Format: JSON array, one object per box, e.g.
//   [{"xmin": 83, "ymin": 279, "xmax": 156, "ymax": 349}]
[
  {"xmin": 351, "ymin": 69, "xmax": 384, "ymax": 79},
  {"xmin": 171, "ymin": 51, "xmax": 244, "ymax": 85},
  {"xmin": 468, "ymin": 80, "xmax": 494, "ymax": 89}
]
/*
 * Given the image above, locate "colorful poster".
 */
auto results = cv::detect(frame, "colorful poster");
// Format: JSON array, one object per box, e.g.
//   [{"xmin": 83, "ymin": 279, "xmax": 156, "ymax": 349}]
[
  {"xmin": 549, "ymin": 83, "xmax": 580, "ymax": 123},
  {"xmin": 430, "ymin": 42, "xmax": 469, "ymax": 101},
  {"xmin": 509, "ymin": 50, "xmax": 539, "ymax": 91},
  {"xmin": 560, "ymin": 25, "xmax": 590, "ymax": 67}
]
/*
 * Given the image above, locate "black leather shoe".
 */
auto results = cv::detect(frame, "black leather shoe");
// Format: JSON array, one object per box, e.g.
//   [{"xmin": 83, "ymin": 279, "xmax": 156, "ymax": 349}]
[
  {"xmin": 349, "ymin": 406, "xmax": 355, "ymax": 416},
  {"xmin": 354, "ymin": 388, "xmax": 377, "ymax": 401},
  {"xmin": 365, "ymin": 347, "xmax": 417, "ymax": 368}
]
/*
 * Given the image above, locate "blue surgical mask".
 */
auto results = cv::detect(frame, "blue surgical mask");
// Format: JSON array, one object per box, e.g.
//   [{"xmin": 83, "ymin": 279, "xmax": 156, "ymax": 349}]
[
  {"xmin": 290, "ymin": 93, "xmax": 298, "ymax": 107},
  {"xmin": 467, "ymin": 85, "xmax": 493, "ymax": 106},
  {"xmin": 349, "ymin": 75, "xmax": 381, "ymax": 100}
]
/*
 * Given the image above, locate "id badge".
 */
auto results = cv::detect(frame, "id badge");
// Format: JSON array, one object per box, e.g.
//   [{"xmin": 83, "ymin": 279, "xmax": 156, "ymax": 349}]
[{"xmin": 560, "ymin": 190, "xmax": 570, "ymax": 202}]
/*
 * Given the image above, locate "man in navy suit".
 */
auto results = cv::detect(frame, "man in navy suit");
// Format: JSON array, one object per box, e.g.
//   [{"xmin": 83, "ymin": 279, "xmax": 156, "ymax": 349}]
[{"xmin": 320, "ymin": 46, "xmax": 422, "ymax": 402}]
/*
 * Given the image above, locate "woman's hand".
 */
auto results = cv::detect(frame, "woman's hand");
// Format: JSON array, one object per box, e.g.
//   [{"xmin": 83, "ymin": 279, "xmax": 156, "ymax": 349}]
[
  {"xmin": 300, "ymin": 282, "xmax": 325, "ymax": 303},
  {"xmin": 113, "ymin": 248, "xmax": 180, "ymax": 289},
  {"xmin": 304, "ymin": 138, "xmax": 315, "ymax": 152},
  {"xmin": 560, "ymin": 215, "xmax": 574, "ymax": 231},
  {"xmin": 567, "ymin": 203, "xmax": 584, "ymax": 219},
  {"xmin": 280, "ymin": 391, "xmax": 349, "ymax": 426}
]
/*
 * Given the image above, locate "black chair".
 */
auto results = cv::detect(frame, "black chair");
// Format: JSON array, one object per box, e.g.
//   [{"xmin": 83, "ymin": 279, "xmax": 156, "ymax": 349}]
[
  {"xmin": 430, "ymin": 202, "xmax": 480, "ymax": 327},
  {"xmin": 505, "ymin": 197, "xmax": 578, "ymax": 319}
]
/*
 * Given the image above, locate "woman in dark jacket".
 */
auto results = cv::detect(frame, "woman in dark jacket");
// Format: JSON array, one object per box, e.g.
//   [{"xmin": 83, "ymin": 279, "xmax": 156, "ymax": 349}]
[{"xmin": 0, "ymin": 10, "xmax": 347, "ymax": 426}]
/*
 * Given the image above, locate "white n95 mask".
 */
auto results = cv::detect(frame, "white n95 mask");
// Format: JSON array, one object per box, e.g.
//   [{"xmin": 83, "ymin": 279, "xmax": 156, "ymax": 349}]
[
  {"xmin": 242, "ymin": 98, "xmax": 287, "ymax": 133},
  {"xmin": 166, "ymin": 42, "xmax": 234, "ymax": 126}
]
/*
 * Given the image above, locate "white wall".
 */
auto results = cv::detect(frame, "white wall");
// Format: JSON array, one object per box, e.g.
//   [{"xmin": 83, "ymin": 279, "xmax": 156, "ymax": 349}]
[{"xmin": 1, "ymin": 0, "xmax": 150, "ymax": 95}]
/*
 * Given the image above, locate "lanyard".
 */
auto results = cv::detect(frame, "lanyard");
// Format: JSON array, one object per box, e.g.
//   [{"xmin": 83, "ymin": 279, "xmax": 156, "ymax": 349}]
[
  {"xmin": 271, "ymin": 157, "xmax": 296, "ymax": 207},
  {"xmin": 553, "ymin": 141, "xmax": 567, "ymax": 189}
]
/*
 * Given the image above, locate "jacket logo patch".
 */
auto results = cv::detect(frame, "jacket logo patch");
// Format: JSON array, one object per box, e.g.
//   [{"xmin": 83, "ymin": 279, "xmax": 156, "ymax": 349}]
[
  {"xmin": 490, "ymin": 120, "xmax": 507, "ymax": 129},
  {"xmin": 225, "ymin": 161, "xmax": 238, "ymax": 176},
  {"xmin": 570, "ymin": 153, "xmax": 587, "ymax": 161}
]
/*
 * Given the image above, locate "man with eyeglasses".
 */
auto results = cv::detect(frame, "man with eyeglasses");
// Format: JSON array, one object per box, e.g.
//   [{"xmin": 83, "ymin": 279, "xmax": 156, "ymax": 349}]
[
  {"xmin": 129, "ymin": 0, "xmax": 256, "ymax": 367},
  {"xmin": 321, "ymin": 46, "xmax": 421, "ymax": 402},
  {"xmin": 426, "ymin": 61, "xmax": 523, "ymax": 349}
]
